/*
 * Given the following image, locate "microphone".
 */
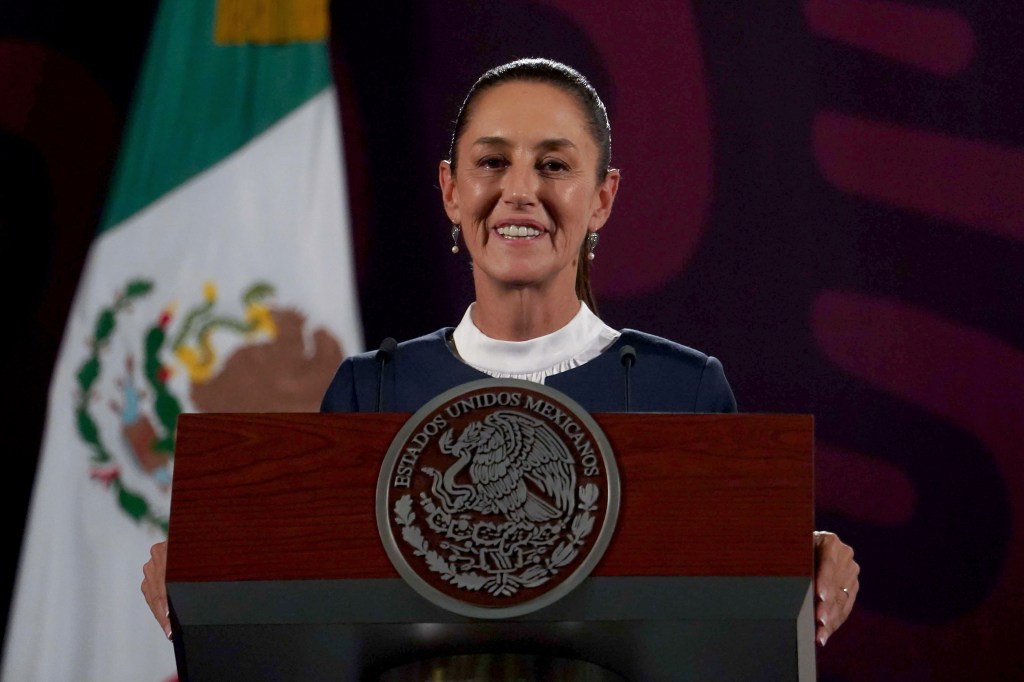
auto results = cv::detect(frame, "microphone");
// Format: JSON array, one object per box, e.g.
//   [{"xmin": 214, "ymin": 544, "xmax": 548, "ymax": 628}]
[
  {"xmin": 375, "ymin": 337, "xmax": 397, "ymax": 412},
  {"xmin": 619, "ymin": 345, "xmax": 637, "ymax": 412}
]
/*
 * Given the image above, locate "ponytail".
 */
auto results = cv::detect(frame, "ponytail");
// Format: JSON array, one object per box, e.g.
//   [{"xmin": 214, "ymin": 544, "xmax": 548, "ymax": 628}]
[{"xmin": 575, "ymin": 238, "xmax": 598, "ymax": 315}]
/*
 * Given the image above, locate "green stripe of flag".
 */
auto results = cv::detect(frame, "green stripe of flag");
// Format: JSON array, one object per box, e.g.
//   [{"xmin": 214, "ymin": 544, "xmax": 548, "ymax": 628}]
[{"xmin": 100, "ymin": 0, "xmax": 331, "ymax": 231}]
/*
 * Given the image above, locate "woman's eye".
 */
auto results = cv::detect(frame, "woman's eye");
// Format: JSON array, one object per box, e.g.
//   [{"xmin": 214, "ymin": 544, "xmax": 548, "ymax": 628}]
[
  {"xmin": 479, "ymin": 157, "xmax": 507, "ymax": 170},
  {"xmin": 539, "ymin": 159, "xmax": 569, "ymax": 173}
]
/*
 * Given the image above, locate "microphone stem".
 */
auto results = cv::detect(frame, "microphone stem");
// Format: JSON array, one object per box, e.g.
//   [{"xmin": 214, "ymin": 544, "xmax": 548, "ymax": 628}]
[
  {"xmin": 624, "ymin": 363, "xmax": 631, "ymax": 413},
  {"xmin": 376, "ymin": 368, "xmax": 384, "ymax": 412},
  {"xmin": 375, "ymin": 338, "xmax": 397, "ymax": 412}
]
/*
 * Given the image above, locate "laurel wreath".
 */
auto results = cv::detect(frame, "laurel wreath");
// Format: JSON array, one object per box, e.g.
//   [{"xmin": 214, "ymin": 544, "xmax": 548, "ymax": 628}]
[
  {"xmin": 76, "ymin": 279, "xmax": 178, "ymax": 532},
  {"xmin": 393, "ymin": 482, "xmax": 599, "ymax": 598}
]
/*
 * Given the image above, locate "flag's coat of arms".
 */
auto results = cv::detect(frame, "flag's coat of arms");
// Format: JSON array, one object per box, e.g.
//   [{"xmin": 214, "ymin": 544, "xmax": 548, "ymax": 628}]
[{"xmin": 77, "ymin": 278, "xmax": 344, "ymax": 532}]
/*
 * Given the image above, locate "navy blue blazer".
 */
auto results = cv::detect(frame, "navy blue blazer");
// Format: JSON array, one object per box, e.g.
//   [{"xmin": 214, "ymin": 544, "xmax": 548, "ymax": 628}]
[{"xmin": 320, "ymin": 328, "xmax": 737, "ymax": 415}]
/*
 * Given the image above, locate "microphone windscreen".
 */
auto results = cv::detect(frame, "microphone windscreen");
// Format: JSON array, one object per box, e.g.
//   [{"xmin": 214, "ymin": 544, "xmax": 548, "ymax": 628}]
[
  {"xmin": 619, "ymin": 344, "xmax": 637, "ymax": 367},
  {"xmin": 377, "ymin": 337, "xmax": 398, "ymax": 363}
]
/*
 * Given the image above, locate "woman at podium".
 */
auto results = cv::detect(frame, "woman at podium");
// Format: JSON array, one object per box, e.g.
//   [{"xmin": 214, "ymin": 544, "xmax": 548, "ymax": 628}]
[{"xmin": 143, "ymin": 56, "xmax": 858, "ymax": 652}]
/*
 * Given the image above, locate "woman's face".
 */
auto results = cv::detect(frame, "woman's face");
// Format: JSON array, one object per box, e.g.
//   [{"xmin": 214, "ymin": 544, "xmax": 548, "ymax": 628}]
[{"xmin": 440, "ymin": 81, "xmax": 619, "ymax": 295}]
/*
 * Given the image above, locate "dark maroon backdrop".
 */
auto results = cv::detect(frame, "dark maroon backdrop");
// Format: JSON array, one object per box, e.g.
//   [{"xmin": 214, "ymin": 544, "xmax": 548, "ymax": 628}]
[{"xmin": 4, "ymin": 1, "xmax": 1022, "ymax": 679}]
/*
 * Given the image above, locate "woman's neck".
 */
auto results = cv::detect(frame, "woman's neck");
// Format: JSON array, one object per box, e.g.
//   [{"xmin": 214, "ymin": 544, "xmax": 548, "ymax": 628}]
[{"xmin": 470, "ymin": 280, "xmax": 582, "ymax": 341}]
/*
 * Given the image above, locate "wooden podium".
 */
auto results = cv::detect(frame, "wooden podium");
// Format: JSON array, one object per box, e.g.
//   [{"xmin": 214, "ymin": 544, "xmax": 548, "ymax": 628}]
[{"xmin": 166, "ymin": 412, "xmax": 815, "ymax": 681}]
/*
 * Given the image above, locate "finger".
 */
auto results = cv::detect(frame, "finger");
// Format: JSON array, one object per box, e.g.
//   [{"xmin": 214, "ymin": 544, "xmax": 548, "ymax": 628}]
[
  {"xmin": 140, "ymin": 581, "xmax": 171, "ymax": 637},
  {"xmin": 830, "ymin": 552, "xmax": 860, "ymax": 621},
  {"xmin": 816, "ymin": 584, "xmax": 856, "ymax": 646},
  {"xmin": 815, "ymin": 589, "xmax": 850, "ymax": 646},
  {"xmin": 838, "ymin": 565, "xmax": 861, "ymax": 622},
  {"xmin": 142, "ymin": 542, "xmax": 173, "ymax": 640},
  {"xmin": 141, "ymin": 572, "xmax": 172, "ymax": 638},
  {"xmin": 813, "ymin": 531, "xmax": 839, "ymax": 600},
  {"xmin": 815, "ymin": 598, "xmax": 837, "ymax": 647}
]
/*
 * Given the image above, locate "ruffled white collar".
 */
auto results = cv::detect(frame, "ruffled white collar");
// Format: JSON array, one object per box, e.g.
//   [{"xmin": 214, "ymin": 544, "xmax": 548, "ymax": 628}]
[{"xmin": 452, "ymin": 301, "xmax": 620, "ymax": 384}]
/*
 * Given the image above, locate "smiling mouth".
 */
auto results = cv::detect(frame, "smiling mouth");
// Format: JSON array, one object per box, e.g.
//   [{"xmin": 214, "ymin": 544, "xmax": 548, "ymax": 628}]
[{"xmin": 495, "ymin": 225, "xmax": 544, "ymax": 239}]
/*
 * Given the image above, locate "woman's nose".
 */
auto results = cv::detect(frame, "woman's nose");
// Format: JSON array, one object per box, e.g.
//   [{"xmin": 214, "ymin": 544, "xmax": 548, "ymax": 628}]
[{"xmin": 501, "ymin": 164, "xmax": 538, "ymax": 208}]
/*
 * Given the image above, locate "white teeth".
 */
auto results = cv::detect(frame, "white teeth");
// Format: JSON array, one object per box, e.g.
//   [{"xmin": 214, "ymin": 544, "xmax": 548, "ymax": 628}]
[{"xmin": 496, "ymin": 225, "xmax": 542, "ymax": 238}]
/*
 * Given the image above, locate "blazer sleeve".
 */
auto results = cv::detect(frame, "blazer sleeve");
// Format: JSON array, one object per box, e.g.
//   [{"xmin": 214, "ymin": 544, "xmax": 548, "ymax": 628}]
[
  {"xmin": 319, "ymin": 357, "xmax": 357, "ymax": 413},
  {"xmin": 695, "ymin": 355, "xmax": 738, "ymax": 413}
]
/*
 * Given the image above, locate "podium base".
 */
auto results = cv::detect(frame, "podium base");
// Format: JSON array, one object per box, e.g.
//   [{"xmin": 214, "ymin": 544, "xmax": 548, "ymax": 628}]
[{"xmin": 376, "ymin": 654, "xmax": 626, "ymax": 682}]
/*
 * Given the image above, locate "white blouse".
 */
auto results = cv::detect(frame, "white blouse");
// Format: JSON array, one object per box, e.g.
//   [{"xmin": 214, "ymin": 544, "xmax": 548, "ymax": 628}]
[{"xmin": 451, "ymin": 302, "xmax": 621, "ymax": 384}]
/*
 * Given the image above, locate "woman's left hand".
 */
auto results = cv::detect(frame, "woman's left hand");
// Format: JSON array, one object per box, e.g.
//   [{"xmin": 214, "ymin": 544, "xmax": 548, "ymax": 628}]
[{"xmin": 813, "ymin": 530, "xmax": 859, "ymax": 646}]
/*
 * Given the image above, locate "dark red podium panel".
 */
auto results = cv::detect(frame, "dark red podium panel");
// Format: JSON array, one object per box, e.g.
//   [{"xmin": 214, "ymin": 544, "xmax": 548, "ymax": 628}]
[{"xmin": 167, "ymin": 412, "xmax": 815, "ymax": 681}]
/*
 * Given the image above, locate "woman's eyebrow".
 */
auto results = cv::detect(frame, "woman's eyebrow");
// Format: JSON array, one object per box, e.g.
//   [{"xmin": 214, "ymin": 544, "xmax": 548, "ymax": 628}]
[
  {"xmin": 472, "ymin": 136, "xmax": 510, "ymax": 147},
  {"xmin": 535, "ymin": 138, "xmax": 577, "ymax": 152}
]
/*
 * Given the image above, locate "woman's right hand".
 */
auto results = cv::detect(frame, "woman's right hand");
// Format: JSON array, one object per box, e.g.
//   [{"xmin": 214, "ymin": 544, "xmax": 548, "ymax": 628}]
[{"xmin": 141, "ymin": 540, "xmax": 172, "ymax": 640}]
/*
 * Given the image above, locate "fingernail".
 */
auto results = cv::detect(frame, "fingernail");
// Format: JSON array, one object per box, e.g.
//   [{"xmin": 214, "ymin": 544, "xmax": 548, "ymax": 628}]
[
  {"xmin": 166, "ymin": 629, "xmax": 173, "ymax": 640},
  {"xmin": 818, "ymin": 634, "xmax": 827, "ymax": 647}
]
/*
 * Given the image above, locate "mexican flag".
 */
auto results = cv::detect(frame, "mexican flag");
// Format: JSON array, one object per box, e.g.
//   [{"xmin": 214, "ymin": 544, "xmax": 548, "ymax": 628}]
[{"xmin": 2, "ymin": 1, "xmax": 362, "ymax": 680}]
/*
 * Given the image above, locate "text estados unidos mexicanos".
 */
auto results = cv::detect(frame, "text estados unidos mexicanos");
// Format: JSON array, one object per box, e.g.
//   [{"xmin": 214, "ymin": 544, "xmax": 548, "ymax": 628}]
[{"xmin": 391, "ymin": 391, "xmax": 600, "ymax": 487}]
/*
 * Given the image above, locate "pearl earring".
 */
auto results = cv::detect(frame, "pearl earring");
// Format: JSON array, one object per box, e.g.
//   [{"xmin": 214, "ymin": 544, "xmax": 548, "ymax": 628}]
[
  {"xmin": 451, "ymin": 224, "xmax": 461, "ymax": 254},
  {"xmin": 586, "ymin": 232, "xmax": 600, "ymax": 261}
]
